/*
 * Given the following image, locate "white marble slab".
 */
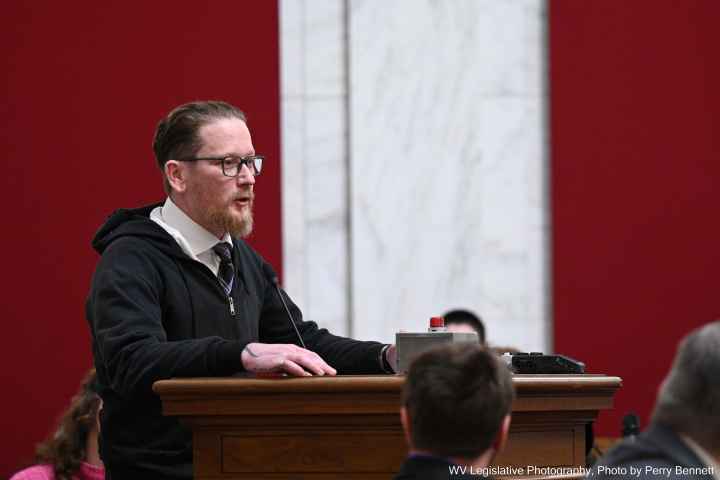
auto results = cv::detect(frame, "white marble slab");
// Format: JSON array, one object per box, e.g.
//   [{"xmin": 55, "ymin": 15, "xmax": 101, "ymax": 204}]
[
  {"xmin": 281, "ymin": 0, "xmax": 549, "ymax": 350},
  {"xmin": 280, "ymin": 0, "xmax": 349, "ymax": 335},
  {"xmin": 349, "ymin": 0, "xmax": 548, "ymax": 350},
  {"xmin": 304, "ymin": 99, "xmax": 349, "ymax": 334},
  {"xmin": 280, "ymin": 96, "xmax": 307, "ymax": 312}
]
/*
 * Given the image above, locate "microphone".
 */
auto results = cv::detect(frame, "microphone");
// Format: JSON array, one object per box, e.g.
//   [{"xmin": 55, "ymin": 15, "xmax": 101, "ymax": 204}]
[
  {"xmin": 262, "ymin": 263, "xmax": 306, "ymax": 349},
  {"xmin": 621, "ymin": 412, "xmax": 640, "ymax": 439}
]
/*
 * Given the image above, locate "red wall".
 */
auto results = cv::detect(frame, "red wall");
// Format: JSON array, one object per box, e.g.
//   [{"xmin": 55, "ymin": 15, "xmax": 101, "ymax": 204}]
[
  {"xmin": 0, "ymin": 3, "xmax": 281, "ymax": 476},
  {"xmin": 550, "ymin": 0, "xmax": 720, "ymax": 435}
]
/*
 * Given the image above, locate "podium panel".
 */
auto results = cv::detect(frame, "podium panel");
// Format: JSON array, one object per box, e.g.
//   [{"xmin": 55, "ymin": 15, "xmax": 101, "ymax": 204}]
[{"xmin": 154, "ymin": 374, "xmax": 621, "ymax": 479}]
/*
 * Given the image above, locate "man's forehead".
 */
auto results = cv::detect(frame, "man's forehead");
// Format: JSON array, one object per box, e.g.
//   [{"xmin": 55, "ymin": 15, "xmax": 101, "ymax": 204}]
[
  {"xmin": 197, "ymin": 117, "xmax": 253, "ymax": 152},
  {"xmin": 199, "ymin": 117, "xmax": 249, "ymax": 137}
]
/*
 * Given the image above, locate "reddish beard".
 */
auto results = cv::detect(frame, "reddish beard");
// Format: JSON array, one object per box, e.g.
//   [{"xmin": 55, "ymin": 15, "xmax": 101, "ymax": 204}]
[{"xmin": 207, "ymin": 196, "xmax": 254, "ymax": 238}]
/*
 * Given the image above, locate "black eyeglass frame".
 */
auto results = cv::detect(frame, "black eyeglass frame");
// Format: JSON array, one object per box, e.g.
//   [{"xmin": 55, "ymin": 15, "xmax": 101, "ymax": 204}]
[{"xmin": 177, "ymin": 155, "xmax": 264, "ymax": 177}]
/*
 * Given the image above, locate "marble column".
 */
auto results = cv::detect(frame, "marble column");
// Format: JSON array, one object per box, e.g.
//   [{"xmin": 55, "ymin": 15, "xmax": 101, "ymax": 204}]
[
  {"xmin": 281, "ymin": 0, "xmax": 549, "ymax": 351},
  {"xmin": 280, "ymin": 0, "xmax": 350, "ymax": 335}
]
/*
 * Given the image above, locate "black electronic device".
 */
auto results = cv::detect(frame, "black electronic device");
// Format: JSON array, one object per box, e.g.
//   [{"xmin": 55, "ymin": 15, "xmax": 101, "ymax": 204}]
[
  {"xmin": 504, "ymin": 352, "xmax": 585, "ymax": 374},
  {"xmin": 622, "ymin": 412, "xmax": 640, "ymax": 437}
]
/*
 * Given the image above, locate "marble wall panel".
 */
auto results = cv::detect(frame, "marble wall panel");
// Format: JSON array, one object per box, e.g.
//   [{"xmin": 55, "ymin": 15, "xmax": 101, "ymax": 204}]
[
  {"xmin": 280, "ymin": 0, "xmax": 349, "ymax": 334},
  {"xmin": 349, "ymin": 0, "xmax": 548, "ymax": 350},
  {"xmin": 281, "ymin": 0, "xmax": 549, "ymax": 350}
]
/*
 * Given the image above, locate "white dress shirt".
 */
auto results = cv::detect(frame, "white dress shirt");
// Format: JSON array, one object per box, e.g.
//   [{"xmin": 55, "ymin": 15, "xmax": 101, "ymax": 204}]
[{"xmin": 150, "ymin": 197, "xmax": 232, "ymax": 277}]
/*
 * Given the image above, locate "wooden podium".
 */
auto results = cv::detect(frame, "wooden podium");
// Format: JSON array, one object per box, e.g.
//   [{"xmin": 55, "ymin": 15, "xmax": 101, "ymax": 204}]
[{"xmin": 154, "ymin": 374, "xmax": 621, "ymax": 479}]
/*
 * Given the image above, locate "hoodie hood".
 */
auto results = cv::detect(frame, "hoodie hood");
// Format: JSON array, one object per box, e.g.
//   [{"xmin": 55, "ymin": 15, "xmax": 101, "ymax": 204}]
[{"xmin": 92, "ymin": 203, "xmax": 185, "ymax": 257}]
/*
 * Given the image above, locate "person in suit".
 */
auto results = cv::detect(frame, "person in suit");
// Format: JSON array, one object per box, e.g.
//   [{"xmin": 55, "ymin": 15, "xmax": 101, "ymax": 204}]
[
  {"xmin": 395, "ymin": 343, "xmax": 515, "ymax": 479},
  {"xmin": 443, "ymin": 309, "xmax": 520, "ymax": 355},
  {"xmin": 592, "ymin": 321, "xmax": 720, "ymax": 479},
  {"xmin": 443, "ymin": 309, "xmax": 486, "ymax": 345}
]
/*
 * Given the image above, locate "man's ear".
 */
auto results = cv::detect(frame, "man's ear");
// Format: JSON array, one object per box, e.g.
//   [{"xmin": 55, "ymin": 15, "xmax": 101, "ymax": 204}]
[
  {"xmin": 492, "ymin": 414, "xmax": 511, "ymax": 454},
  {"xmin": 165, "ymin": 160, "xmax": 187, "ymax": 193},
  {"xmin": 400, "ymin": 406, "xmax": 412, "ymax": 447}
]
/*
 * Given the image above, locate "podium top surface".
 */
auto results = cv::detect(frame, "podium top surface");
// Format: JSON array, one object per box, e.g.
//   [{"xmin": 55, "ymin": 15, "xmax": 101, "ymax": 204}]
[
  {"xmin": 153, "ymin": 374, "xmax": 622, "ymax": 417},
  {"xmin": 153, "ymin": 374, "xmax": 621, "ymax": 396}
]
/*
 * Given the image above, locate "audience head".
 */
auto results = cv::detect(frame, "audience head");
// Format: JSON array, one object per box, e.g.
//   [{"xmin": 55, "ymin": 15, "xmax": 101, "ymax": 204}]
[
  {"xmin": 444, "ymin": 309, "xmax": 486, "ymax": 344},
  {"xmin": 34, "ymin": 369, "xmax": 102, "ymax": 479},
  {"xmin": 401, "ymin": 344, "xmax": 514, "ymax": 466},
  {"xmin": 651, "ymin": 321, "xmax": 720, "ymax": 455}
]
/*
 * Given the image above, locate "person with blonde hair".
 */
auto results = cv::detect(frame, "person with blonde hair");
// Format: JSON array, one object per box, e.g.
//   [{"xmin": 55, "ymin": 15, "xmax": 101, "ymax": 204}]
[{"xmin": 11, "ymin": 369, "xmax": 104, "ymax": 480}]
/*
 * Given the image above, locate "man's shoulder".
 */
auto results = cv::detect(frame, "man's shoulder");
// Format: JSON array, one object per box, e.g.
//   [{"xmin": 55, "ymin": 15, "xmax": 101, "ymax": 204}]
[
  {"xmin": 592, "ymin": 425, "xmax": 710, "ymax": 479},
  {"xmin": 394, "ymin": 455, "xmax": 449, "ymax": 480},
  {"xmin": 92, "ymin": 234, "xmax": 186, "ymax": 290},
  {"xmin": 98, "ymin": 235, "xmax": 168, "ymax": 266},
  {"xmin": 394, "ymin": 455, "xmax": 483, "ymax": 480}
]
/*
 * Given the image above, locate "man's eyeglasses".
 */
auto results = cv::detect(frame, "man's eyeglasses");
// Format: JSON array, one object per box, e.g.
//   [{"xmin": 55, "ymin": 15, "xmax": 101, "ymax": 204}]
[{"xmin": 178, "ymin": 155, "xmax": 264, "ymax": 177}]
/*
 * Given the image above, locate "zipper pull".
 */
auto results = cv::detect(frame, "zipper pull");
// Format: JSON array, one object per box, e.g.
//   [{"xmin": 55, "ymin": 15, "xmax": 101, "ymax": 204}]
[{"xmin": 228, "ymin": 296, "xmax": 236, "ymax": 316}]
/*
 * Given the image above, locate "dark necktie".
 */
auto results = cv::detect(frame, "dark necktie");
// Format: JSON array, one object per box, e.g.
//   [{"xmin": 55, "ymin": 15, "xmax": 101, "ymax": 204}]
[{"xmin": 212, "ymin": 243, "xmax": 234, "ymax": 295}]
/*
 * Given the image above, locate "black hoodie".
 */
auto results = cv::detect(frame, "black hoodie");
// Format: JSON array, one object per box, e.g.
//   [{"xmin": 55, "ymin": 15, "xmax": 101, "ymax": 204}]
[{"xmin": 86, "ymin": 203, "xmax": 385, "ymax": 479}]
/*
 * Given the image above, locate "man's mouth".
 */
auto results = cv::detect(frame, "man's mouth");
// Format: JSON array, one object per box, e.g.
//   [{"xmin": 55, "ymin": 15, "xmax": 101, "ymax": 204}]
[{"xmin": 233, "ymin": 194, "xmax": 254, "ymax": 207}]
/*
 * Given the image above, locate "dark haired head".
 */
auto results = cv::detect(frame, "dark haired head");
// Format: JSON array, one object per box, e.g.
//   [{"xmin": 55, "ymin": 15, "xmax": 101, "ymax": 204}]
[
  {"xmin": 444, "ymin": 309, "xmax": 486, "ymax": 344},
  {"xmin": 402, "ymin": 344, "xmax": 514, "ymax": 459},
  {"xmin": 152, "ymin": 101, "xmax": 247, "ymax": 194}
]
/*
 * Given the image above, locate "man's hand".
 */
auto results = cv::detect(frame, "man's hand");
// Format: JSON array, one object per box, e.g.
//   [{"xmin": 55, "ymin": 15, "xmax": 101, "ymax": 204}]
[
  {"xmin": 385, "ymin": 344, "xmax": 397, "ymax": 373},
  {"xmin": 241, "ymin": 343, "xmax": 337, "ymax": 377}
]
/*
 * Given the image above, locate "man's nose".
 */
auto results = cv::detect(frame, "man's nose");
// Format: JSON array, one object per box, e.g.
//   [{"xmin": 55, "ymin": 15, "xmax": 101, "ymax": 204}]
[{"xmin": 237, "ymin": 164, "xmax": 256, "ymax": 185}]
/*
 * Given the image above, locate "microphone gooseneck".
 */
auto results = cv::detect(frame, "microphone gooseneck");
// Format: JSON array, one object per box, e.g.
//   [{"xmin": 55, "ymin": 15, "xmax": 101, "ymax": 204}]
[{"xmin": 264, "ymin": 265, "xmax": 306, "ymax": 349}]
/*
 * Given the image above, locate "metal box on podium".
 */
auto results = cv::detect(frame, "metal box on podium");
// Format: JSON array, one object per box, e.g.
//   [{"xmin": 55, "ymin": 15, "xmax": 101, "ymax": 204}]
[{"xmin": 395, "ymin": 331, "xmax": 479, "ymax": 372}]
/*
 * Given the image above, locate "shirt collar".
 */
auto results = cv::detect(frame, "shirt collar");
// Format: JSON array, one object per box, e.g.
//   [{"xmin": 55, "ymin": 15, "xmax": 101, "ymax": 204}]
[{"xmin": 161, "ymin": 197, "xmax": 232, "ymax": 257}]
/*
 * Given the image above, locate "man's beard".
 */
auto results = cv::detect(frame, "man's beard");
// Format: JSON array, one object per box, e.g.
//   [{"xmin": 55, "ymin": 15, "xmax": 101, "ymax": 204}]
[{"xmin": 208, "ymin": 199, "xmax": 254, "ymax": 238}]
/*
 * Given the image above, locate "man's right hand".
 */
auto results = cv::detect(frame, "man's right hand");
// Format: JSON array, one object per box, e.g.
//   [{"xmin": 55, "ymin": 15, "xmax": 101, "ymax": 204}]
[{"xmin": 241, "ymin": 343, "xmax": 337, "ymax": 377}]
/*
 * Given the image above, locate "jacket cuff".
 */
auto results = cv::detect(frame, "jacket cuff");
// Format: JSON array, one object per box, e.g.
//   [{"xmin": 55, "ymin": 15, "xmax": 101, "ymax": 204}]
[
  {"xmin": 378, "ymin": 344, "xmax": 395, "ymax": 373},
  {"xmin": 210, "ymin": 340, "xmax": 246, "ymax": 375}
]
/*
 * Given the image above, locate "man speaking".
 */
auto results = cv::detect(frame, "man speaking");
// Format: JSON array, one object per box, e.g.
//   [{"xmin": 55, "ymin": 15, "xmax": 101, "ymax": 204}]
[{"xmin": 86, "ymin": 101, "xmax": 396, "ymax": 478}]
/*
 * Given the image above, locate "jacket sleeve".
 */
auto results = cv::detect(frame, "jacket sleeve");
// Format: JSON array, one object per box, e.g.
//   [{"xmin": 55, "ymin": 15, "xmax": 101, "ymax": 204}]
[
  {"xmin": 88, "ymin": 239, "xmax": 245, "ymax": 397},
  {"xmin": 257, "ymin": 261, "xmax": 387, "ymax": 375}
]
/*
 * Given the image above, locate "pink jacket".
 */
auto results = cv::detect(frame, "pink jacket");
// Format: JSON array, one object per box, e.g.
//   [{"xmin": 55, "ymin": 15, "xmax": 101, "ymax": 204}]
[{"xmin": 10, "ymin": 462, "xmax": 104, "ymax": 480}]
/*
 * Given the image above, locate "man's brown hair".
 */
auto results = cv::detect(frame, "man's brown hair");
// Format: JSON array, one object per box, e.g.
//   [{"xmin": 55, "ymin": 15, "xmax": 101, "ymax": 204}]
[{"xmin": 403, "ymin": 344, "xmax": 515, "ymax": 459}]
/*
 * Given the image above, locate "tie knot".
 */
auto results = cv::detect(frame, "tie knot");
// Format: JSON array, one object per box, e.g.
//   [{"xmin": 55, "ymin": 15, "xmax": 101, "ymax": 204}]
[{"xmin": 212, "ymin": 242, "xmax": 232, "ymax": 262}]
